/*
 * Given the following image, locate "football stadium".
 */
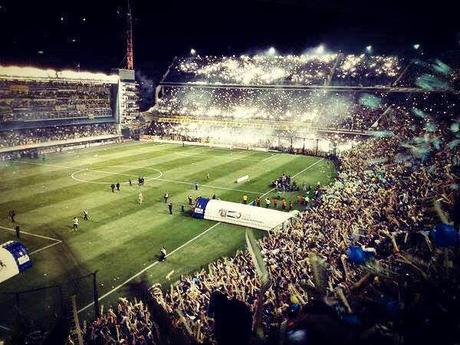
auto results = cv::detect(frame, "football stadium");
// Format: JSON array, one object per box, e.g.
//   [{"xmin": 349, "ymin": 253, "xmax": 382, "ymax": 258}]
[{"xmin": 0, "ymin": 0, "xmax": 459, "ymax": 344}]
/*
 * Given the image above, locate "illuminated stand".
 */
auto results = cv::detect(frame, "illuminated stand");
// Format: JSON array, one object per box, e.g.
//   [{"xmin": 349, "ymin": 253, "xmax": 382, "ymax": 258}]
[
  {"xmin": 0, "ymin": 241, "xmax": 32, "ymax": 284},
  {"xmin": 193, "ymin": 198, "xmax": 298, "ymax": 231}
]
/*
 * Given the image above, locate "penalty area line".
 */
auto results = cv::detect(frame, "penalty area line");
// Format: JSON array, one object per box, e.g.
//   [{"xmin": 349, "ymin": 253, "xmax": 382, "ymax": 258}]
[
  {"xmin": 0, "ymin": 225, "xmax": 63, "ymax": 256},
  {"xmin": 29, "ymin": 240, "xmax": 63, "ymax": 256},
  {"xmin": 77, "ymin": 222, "xmax": 222, "ymax": 314},
  {"xmin": 0, "ymin": 225, "xmax": 61, "ymax": 242},
  {"xmin": 292, "ymin": 158, "xmax": 325, "ymax": 179}
]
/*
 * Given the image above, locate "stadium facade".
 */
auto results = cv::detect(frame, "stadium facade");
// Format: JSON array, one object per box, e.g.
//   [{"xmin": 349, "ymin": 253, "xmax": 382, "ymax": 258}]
[{"xmin": 0, "ymin": 65, "xmax": 140, "ymax": 158}]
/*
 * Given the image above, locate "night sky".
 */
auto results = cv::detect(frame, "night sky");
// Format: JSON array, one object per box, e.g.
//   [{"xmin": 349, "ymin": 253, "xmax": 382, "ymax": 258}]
[{"xmin": 0, "ymin": 0, "xmax": 458, "ymax": 108}]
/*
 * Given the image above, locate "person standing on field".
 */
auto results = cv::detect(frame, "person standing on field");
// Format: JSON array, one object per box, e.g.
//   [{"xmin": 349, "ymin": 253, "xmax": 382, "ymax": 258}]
[
  {"xmin": 8, "ymin": 210, "xmax": 16, "ymax": 223},
  {"xmin": 138, "ymin": 192, "xmax": 144, "ymax": 205},
  {"xmin": 83, "ymin": 209, "xmax": 89, "ymax": 221},
  {"xmin": 73, "ymin": 217, "xmax": 79, "ymax": 231},
  {"xmin": 164, "ymin": 192, "xmax": 169, "ymax": 203},
  {"xmin": 159, "ymin": 247, "xmax": 167, "ymax": 262},
  {"xmin": 168, "ymin": 202, "xmax": 173, "ymax": 215},
  {"xmin": 265, "ymin": 198, "xmax": 270, "ymax": 208}
]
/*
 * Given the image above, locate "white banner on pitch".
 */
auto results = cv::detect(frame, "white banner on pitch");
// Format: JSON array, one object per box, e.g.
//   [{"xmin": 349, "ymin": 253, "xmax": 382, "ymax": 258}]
[{"xmin": 203, "ymin": 199, "xmax": 296, "ymax": 231}]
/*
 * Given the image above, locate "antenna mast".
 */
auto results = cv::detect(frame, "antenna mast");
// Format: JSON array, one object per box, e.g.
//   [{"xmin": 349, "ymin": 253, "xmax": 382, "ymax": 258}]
[{"xmin": 126, "ymin": 0, "xmax": 134, "ymax": 70}]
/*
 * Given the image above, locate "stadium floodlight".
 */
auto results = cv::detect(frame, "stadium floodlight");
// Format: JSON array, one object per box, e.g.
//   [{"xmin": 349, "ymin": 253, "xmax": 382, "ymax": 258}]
[
  {"xmin": 190, "ymin": 48, "xmax": 196, "ymax": 55},
  {"xmin": 267, "ymin": 47, "xmax": 276, "ymax": 55},
  {"xmin": 366, "ymin": 45, "xmax": 373, "ymax": 53},
  {"xmin": 315, "ymin": 44, "xmax": 325, "ymax": 54},
  {"xmin": 413, "ymin": 43, "xmax": 420, "ymax": 50}
]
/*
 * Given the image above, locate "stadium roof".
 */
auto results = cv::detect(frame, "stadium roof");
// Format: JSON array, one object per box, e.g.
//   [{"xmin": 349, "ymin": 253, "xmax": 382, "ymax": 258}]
[{"xmin": 0, "ymin": 65, "xmax": 119, "ymax": 82}]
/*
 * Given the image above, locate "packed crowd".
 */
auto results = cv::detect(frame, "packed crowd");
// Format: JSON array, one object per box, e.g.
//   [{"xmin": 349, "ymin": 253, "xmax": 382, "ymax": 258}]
[
  {"xmin": 0, "ymin": 123, "xmax": 118, "ymax": 149},
  {"xmin": 153, "ymin": 86, "xmax": 386, "ymax": 132},
  {"xmin": 150, "ymin": 89, "xmax": 458, "ymax": 154},
  {"xmin": 166, "ymin": 54, "xmax": 404, "ymax": 86},
  {"xmin": 333, "ymin": 54, "xmax": 402, "ymax": 86},
  {"xmin": 149, "ymin": 97, "xmax": 457, "ymax": 343},
  {"xmin": 0, "ymin": 79, "xmax": 113, "ymax": 122},
  {"xmin": 80, "ymin": 298, "xmax": 159, "ymax": 345}
]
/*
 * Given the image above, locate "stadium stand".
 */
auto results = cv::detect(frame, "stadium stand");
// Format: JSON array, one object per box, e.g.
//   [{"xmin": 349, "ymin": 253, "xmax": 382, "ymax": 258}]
[
  {"xmin": 0, "ymin": 66, "xmax": 141, "ymax": 159},
  {"xmin": 0, "ymin": 79, "xmax": 114, "ymax": 122},
  {"xmin": 147, "ymin": 54, "xmax": 457, "ymax": 153},
  {"xmin": 163, "ymin": 54, "xmax": 403, "ymax": 87},
  {"xmin": 76, "ymin": 55, "xmax": 459, "ymax": 345},
  {"xmin": 145, "ymin": 96, "xmax": 459, "ymax": 344}
]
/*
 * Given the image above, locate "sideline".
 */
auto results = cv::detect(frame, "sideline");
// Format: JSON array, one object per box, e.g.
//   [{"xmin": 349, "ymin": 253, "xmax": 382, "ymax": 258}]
[{"xmin": 77, "ymin": 222, "xmax": 222, "ymax": 314}]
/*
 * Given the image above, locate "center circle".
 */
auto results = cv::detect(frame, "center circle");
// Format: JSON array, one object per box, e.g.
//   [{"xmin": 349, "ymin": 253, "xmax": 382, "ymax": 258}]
[{"xmin": 71, "ymin": 166, "xmax": 163, "ymax": 185}]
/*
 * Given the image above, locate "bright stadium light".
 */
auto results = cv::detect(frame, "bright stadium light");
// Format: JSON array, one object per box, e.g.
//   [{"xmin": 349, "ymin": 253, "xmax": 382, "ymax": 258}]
[
  {"xmin": 413, "ymin": 43, "xmax": 420, "ymax": 50},
  {"xmin": 190, "ymin": 48, "xmax": 196, "ymax": 55},
  {"xmin": 267, "ymin": 47, "xmax": 276, "ymax": 55},
  {"xmin": 366, "ymin": 45, "xmax": 373, "ymax": 53},
  {"xmin": 315, "ymin": 44, "xmax": 325, "ymax": 54}
]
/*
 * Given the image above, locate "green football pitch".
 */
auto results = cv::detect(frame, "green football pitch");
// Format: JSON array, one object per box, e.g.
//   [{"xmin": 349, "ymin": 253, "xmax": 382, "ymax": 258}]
[{"xmin": 0, "ymin": 141, "xmax": 335, "ymax": 328}]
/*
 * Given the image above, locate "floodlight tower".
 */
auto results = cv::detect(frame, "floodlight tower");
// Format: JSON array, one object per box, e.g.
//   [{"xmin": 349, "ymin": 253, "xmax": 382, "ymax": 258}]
[{"xmin": 126, "ymin": 0, "xmax": 134, "ymax": 70}]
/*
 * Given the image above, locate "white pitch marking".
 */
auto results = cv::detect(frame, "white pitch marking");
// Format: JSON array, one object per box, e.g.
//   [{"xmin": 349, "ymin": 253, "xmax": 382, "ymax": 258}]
[
  {"xmin": 258, "ymin": 158, "xmax": 325, "ymax": 199},
  {"xmin": 291, "ymin": 158, "xmax": 325, "ymax": 179},
  {"xmin": 70, "ymin": 168, "xmax": 163, "ymax": 185},
  {"xmin": 154, "ymin": 177, "xmax": 262, "ymax": 194},
  {"xmin": 77, "ymin": 222, "xmax": 222, "ymax": 314},
  {"xmin": 261, "ymin": 153, "xmax": 277, "ymax": 162},
  {"xmin": 29, "ymin": 241, "xmax": 63, "ymax": 255},
  {"xmin": 71, "ymin": 167, "xmax": 261, "ymax": 194},
  {"xmin": 0, "ymin": 225, "xmax": 61, "ymax": 242}
]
